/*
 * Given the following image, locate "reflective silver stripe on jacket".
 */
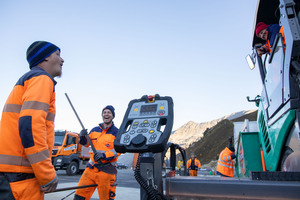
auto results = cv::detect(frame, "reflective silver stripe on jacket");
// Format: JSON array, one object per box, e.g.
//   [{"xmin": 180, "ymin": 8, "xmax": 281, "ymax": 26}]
[
  {"xmin": 0, "ymin": 154, "xmax": 30, "ymax": 167},
  {"xmin": 111, "ymin": 149, "xmax": 118, "ymax": 158},
  {"xmin": 111, "ymin": 162, "xmax": 116, "ymax": 166},
  {"xmin": 218, "ymin": 162, "xmax": 233, "ymax": 169},
  {"xmin": 21, "ymin": 101, "xmax": 49, "ymax": 112},
  {"xmin": 46, "ymin": 112, "xmax": 55, "ymax": 122},
  {"xmin": 27, "ymin": 149, "xmax": 50, "ymax": 164},
  {"xmin": 3, "ymin": 103, "xmax": 54, "ymax": 121},
  {"xmin": 218, "ymin": 159, "xmax": 233, "ymax": 165},
  {"xmin": 89, "ymin": 149, "xmax": 106, "ymax": 153},
  {"xmin": 2, "ymin": 104, "xmax": 22, "ymax": 113},
  {"xmin": 89, "ymin": 159, "xmax": 94, "ymax": 166},
  {"xmin": 89, "ymin": 159, "xmax": 115, "ymax": 166}
]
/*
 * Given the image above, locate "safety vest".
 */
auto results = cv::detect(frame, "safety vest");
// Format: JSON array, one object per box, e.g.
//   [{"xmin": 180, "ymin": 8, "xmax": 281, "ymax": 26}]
[
  {"xmin": 0, "ymin": 67, "xmax": 57, "ymax": 186},
  {"xmin": 217, "ymin": 147, "xmax": 234, "ymax": 177},
  {"xmin": 88, "ymin": 123, "xmax": 120, "ymax": 164},
  {"xmin": 187, "ymin": 158, "xmax": 201, "ymax": 170},
  {"xmin": 177, "ymin": 160, "xmax": 183, "ymax": 169}
]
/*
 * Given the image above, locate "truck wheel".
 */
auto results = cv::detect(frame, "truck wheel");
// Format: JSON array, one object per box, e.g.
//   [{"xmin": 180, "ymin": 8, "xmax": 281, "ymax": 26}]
[
  {"xmin": 280, "ymin": 147, "xmax": 293, "ymax": 171},
  {"xmin": 67, "ymin": 161, "xmax": 78, "ymax": 176}
]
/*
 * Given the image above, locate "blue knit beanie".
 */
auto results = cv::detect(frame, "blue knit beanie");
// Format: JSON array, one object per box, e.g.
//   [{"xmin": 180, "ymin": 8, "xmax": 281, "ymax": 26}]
[
  {"xmin": 26, "ymin": 41, "xmax": 60, "ymax": 69},
  {"xmin": 102, "ymin": 105, "xmax": 115, "ymax": 118}
]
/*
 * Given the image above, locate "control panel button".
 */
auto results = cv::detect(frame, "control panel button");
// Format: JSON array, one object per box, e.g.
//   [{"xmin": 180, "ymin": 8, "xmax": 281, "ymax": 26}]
[
  {"xmin": 137, "ymin": 129, "xmax": 143, "ymax": 133},
  {"xmin": 157, "ymin": 110, "xmax": 165, "ymax": 116},
  {"xmin": 149, "ymin": 134, "xmax": 157, "ymax": 143},
  {"xmin": 132, "ymin": 125, "xmax": 138, "ymax": 129},
  {"xmin": 142, "ymin": 129, "xmax": 148, "ymax": 133},
  {"xmin": 149, "ymin": 129, "xmax": 155, "ymax": 134},
  {"xmin": 132, "ymin": 134, "xmax": 146, "ymax": 146},
  {"xmin": 144, "ymin": 123, "xmax": 150, "ymax": 127},
  {"xmin": 150, "ymin": 120, "xmax": 157, "ymax": 128},
  {"xmin": 123, "ymin": 135, "xmax": 131, "ymax": 144}
]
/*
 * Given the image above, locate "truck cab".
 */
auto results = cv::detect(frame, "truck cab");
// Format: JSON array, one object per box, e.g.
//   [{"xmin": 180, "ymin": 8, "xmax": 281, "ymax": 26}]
[
  {"xmin": 244, "ymin": 0, "xmax": 300, "ymax": 174},
  {"xmin": 52, "ymin": 130, "xmax": 90, "ymax": 175}
]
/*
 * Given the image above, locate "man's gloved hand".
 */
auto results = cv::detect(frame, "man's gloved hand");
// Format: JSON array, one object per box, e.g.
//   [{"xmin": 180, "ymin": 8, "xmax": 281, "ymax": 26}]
[
  {"xmin": 257, "ymin": 46, "xmax": 267, "ymax": 55},
  {"xmin": 94, "ymin": 151, "xmax": 105, "ymax": 162},
  {"xmin": 80, "ymin": 129, "xmax": 88, "ymax": 137},
  {"xmin": 41, "ymin": 176, "xmax": 58, "ymax": 193}
]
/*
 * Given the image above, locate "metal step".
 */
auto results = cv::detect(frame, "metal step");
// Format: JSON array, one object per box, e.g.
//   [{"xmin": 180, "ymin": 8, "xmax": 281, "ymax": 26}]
[
  {"xmin": 251, "ymin": 171, "xmax": 300, "ymax": 181},
  {"xmin": 165, "ymin": 176, "xmax": 300, "ymax": 200}
]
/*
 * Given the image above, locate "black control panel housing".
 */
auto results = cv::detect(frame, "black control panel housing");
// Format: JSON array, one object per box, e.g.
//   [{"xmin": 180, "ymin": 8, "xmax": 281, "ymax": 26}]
[{"xmin": 114, "ymin": 94, "xmax": 174, "ymax": 153}]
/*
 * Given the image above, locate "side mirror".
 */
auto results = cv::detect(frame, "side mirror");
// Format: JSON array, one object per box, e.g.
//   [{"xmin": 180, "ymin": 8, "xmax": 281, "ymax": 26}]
[{"xmin": 246, "ymin": 54, "xmax": 255, "ymax": 70}]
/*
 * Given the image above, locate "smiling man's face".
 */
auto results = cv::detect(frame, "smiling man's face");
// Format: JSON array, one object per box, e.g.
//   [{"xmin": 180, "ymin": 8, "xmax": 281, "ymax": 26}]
[
  {"xmin": 102, "ymin": 109, "xmax": 113, "ymax": 125},
  {"xmin": 258, "ymin": 28, "xmax": 268, "ymax": 41}
]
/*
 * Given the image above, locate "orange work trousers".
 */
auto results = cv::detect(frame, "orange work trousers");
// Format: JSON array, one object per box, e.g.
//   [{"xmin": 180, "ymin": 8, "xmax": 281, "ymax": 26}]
[
  {"xmin": 10, "ymin": 177, "xmax": 44, "ymax": 200},
  {"xmin": 189, "ymin": 170, "xmax": 197, "ymax": 176},
  {"xmin": 75, "ymin": 167, "xmax": 117, "ymax": 200}
]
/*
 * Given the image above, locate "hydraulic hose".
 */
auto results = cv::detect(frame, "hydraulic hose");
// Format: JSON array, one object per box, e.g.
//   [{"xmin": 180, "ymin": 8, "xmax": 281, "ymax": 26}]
[{"xmin": 134, "ymin": 154, "xmax": 166, "ymax": 200}]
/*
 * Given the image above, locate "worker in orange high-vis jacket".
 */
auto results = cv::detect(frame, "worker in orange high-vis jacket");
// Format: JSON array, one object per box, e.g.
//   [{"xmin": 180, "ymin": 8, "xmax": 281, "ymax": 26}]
[
  {"xmin": 216, "ymin": 137, "xmax": 236, "ymax": 177},
  {"xmin": 74, "ymin": 105, "xmax": 120, "ymax": 200},
  {"xmin": 0, "ymin": 41, "xmax": 64, "ymax": 199},
  {"xmin": 255, "ymin": 22, "xmax": 286, "ymax": 55},
  {"xmin": 187, "ymin": 153, "xmax": 201, "ymax": 176}
]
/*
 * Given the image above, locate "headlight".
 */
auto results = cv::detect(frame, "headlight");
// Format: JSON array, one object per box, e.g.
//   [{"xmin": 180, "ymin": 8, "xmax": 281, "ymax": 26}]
[{"xmin": 56, "ymin": 158, "xmax": 62, "ymax": 163}]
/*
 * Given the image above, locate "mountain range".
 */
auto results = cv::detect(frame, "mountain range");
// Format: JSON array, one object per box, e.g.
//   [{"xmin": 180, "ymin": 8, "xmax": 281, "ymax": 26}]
[
  {"xmin": 117, "ymin": 109, "xmax": 258, "ymax": 169},
  {"xmin": 169, "ymin": 110, "xmax": 257, "ymax": 149}
]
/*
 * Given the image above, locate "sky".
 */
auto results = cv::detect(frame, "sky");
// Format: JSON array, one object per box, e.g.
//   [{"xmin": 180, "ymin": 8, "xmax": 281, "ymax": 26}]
[{"xmin": 0, "ymin": 0, "xmax": 262, "ymax": 132}]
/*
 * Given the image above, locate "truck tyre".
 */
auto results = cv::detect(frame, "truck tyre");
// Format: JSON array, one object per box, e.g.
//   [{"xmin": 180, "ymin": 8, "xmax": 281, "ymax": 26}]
[
  {"xmin": 280, "ymin": 147, "xmax": 294, "ymax": 171},
  {"xmin": 67, "ymin": 161, "xmax": 79, "ymax": 176}
]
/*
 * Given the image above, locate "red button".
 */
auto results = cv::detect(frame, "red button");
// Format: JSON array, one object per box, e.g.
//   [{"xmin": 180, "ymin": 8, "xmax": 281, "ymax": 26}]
[{"xmin": 148, "ymin": 96, "xmax": 153, "ymax": 101}]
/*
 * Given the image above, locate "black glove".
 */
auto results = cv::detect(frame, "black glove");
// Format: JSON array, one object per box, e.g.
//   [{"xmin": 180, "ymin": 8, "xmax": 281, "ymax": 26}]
[
  {"xmin": 80, "ymin": 129, "xmax": 88, "ymax": 137},
  {"xmin": 94, "ymin": 151, "xmax": 105, "ymax": 162},
  {"xmin": 231, "ymin": 154, "xmax": 236, "ymax": 160}
]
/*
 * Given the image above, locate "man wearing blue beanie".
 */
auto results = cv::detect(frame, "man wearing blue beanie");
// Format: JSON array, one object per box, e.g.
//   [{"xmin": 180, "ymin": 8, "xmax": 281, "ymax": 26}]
[
  {"xmin": 0, "ymin": 41, "xmax": 64, "ymax": 199},
  {"xmin": 75, "ymin": 105, "xmax": 120, "ymax": 200}
]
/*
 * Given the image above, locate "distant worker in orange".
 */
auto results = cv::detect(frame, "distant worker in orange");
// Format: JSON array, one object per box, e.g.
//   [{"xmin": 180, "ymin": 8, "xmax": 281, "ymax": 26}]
[
  {"xmin": 216, "ymin": 137, "xmax": 236, "ymax": 177},
  {"xmin": 0, "ymin": 41, "xmax": 64, "ymax": 199},
  {"xmin": 74, "ymin": 105, "xmax": 120, "ymax": 200},
  {"xmin": 255, "ymin": 22, "xmax": 285, "ymax": 55},
  {"xmin": 187, "ymin": 153, "xmax": 201, "ymax": 176}
]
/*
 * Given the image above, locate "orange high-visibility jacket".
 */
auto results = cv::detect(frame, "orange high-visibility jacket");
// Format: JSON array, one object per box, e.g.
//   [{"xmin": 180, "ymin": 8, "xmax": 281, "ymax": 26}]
[
  {"xmin": 87, "ymin": 123, "xmax": 120, "ymax": 165},
  {"xmin": 264, "ymin": 26, "xmax": 286, "ymax": 53},
  {"xmin": 0, "ymin": 67, "xmax": 57, "ymax": 186},
  {"xmin": 217, "ymin": 147, "xmax": 234, "ymax": 177},
  {"xmin": 187, "ymin": 158, "xmax": 201, "ymax": 170}
]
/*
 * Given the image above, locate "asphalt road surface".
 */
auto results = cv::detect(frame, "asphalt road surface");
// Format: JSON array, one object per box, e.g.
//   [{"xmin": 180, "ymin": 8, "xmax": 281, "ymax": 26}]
[
  {"xmin": 56, "ymin": 168, "xmax": 140, "ymax": 189},
  {"xmin": 44, "ymin": 168, "xmax": 140, "ymax": 200}
]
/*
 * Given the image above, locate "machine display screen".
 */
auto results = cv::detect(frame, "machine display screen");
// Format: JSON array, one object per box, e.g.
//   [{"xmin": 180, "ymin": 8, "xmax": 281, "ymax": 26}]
[{"xmin": 140, "ymin": 104, "xmax": 157, "ymax": 114}]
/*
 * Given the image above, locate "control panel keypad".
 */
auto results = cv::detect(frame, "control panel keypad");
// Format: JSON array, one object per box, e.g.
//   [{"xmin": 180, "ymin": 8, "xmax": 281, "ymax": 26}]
[{"xmin": 120, "ymin": 118, "xmax": 161, "ymax": 145}]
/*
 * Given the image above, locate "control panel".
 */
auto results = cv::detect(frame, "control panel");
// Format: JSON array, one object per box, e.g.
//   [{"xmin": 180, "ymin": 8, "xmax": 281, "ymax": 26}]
[{"xmin": 114, "ymin": 94, "xmax": 174, "ymax": 153}]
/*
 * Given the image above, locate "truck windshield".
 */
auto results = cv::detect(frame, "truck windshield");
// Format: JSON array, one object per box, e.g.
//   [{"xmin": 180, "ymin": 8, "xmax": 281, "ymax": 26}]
[{"xmin": 54, "ymin": 131, "xmax": 66, "ymax": 146}]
